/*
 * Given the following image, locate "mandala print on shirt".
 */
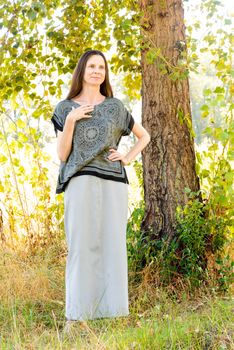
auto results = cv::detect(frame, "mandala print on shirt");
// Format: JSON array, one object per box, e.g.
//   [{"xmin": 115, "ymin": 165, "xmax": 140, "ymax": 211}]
[{"xmin": 73, "ymin": 115, "xmax": 109, "ymax": 160}]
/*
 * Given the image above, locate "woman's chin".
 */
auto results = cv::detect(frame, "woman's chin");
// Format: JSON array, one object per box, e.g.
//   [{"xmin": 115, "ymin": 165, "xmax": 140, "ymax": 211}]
[{"xmin": 85, "ymin": 77, "xmax": 104, "ymax": 85}]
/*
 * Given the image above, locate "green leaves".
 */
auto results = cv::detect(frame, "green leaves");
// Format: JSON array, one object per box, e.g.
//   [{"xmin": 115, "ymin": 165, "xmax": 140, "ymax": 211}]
[
  {"xmin": 0, "ymin": 155, "xmax": 7, "ymax": 163},
  {"xmin": 16, "ymin": 119, "xmax": 26, "ymax": 129},
  {"xmin": 185, "ymin": 1, "xmax": 234, "ymax": 263},
  {"xmin": 27, "ymin": 9, "xmax": 37, "ymax": 21},
  {"xmin": 145, "ymin": 48, "xmax": 161, "ymax": 64},
  {"xmin": 214, "ymin": 86, "xmax": 225, "ymax": 94}
]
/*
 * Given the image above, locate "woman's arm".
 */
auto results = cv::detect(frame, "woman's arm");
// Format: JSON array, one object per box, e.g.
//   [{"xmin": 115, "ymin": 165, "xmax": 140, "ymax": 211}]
[
  {"xmin": 56, "ymin": 118, "xmax": 76, "ymax": 162},
  {"xmin": 108, "ymin": 122, "xmax": 151, "ymax": 165},
  {"xmin": 56, "ymin": 104, "xmax": 94, "ymax": 162}
]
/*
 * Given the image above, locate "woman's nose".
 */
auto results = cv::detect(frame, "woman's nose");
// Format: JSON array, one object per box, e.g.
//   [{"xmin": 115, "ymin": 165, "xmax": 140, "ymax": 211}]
[{"xmin": 94, "ymin": 67, "xmax": 101, "ymax": 73}]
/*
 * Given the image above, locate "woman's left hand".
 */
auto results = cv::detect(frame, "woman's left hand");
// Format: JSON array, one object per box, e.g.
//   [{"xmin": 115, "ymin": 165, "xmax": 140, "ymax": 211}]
[{"xmin": 108, "ymin": 149, "xmax": 129, "ymax": 166}]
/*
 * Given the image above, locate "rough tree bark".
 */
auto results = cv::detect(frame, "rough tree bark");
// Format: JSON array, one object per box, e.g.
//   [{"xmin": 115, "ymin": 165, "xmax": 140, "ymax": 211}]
[{"xmin": 139, "ymin": 0, "xmax": 200, "ymax": 238}]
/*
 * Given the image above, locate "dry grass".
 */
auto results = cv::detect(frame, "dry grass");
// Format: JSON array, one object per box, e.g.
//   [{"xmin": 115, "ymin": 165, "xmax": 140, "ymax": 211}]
[
  {"xmin": 0, "ymin": 244, "xmax": 233, "ymax": 349},
  {"xmin": 0, "ymin": 243, "xmax": 65, "ymax": 304}
]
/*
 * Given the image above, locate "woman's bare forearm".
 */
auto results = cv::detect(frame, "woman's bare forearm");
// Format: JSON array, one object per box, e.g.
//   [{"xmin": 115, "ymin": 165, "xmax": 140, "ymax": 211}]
[
  {"xmin": 125, "ymin": 134, "xmax": 150, "ymax": 164},
  {"xmin": 57, "ymin": 117, "xmax": 76, "ymax": 162}
]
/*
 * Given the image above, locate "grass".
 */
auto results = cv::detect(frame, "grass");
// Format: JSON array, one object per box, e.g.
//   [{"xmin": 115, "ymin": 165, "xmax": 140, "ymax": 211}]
[{"xmin": 0, "ymin": 245, "xmax": 233, "ymax": 350}]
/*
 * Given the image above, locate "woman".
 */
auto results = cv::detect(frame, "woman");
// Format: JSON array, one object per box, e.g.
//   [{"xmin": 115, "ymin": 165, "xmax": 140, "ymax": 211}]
[{"xmin": 51, "ymin": 50, "xmax": 150, "ymax": 326}]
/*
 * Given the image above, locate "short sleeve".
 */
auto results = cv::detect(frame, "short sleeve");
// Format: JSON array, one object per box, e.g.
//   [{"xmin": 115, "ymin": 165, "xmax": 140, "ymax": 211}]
[
  {"xmin": 51, "ymin": 100, "xmax": 73, "ymax": 136},
  {"xmin": 122, "ymin": 107, "xmax": 135, "ymax": 136}
]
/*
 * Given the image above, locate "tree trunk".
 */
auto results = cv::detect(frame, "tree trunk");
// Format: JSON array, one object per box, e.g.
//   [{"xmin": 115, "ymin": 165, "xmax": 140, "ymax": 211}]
[{"xmin": 139, "ymin": 0, "xmax": 200, "ymax": 238}]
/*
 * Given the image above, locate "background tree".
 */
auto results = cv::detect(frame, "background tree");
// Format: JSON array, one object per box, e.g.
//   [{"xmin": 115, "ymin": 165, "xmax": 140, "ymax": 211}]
[{"xmin": 139, "ymin": 0, "xmax": 200, "ymax": 238}]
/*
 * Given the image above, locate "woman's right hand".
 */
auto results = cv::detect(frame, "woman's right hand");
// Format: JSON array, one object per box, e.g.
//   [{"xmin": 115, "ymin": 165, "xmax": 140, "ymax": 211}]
[{"xmin": 67, "ymin": 104, "xmax": 94, "ymax": 123}]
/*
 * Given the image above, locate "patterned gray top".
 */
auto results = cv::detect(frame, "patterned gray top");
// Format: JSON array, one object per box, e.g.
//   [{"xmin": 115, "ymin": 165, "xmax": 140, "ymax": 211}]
[{"xmin": 51, "ymin": 97, "xmax": 135, "ymax": 193}]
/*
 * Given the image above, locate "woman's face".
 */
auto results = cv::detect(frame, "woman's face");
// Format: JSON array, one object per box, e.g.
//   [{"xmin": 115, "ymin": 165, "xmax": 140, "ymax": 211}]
[{"xmin": 83, "ymin": 54, "xmax": 106, "ymax": 86}]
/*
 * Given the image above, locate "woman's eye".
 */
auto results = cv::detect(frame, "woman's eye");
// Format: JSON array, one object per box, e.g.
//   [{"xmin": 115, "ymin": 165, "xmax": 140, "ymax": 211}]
[{"xmin": 88, "ymin": 65, "xmax": 105, "ymax": 69}]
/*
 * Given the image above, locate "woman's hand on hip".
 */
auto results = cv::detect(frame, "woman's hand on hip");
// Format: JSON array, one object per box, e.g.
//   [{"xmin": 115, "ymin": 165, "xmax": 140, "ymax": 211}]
[
  {"xmin": 67, "ymin": 105, "xmax": 94, "ymax": 123},
  {"xmin": 107, "ymin": 149, "xmax": 129, "ymax": 166}
]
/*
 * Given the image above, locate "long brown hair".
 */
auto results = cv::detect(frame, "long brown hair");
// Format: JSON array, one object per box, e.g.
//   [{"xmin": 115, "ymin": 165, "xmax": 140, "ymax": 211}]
[{"xmin": 66, "ymin": 50, "xmax": 113, "ymax": 100}]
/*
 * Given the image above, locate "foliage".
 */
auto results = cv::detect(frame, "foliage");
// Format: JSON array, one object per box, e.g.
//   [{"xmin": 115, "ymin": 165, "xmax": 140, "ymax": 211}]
[
  {"xmin": 0, "ymin": 112, "xmax": 64, "ymax": 253},
  {"xmin": 194, "ymin": 8, "xmax": 234, "ymax": 218},
  {"xmin": 185, "ymin": 0, "xmax": 234, "ymax": 144},
  {"xmin": 174, "ymin": 190, "xmax": 233, "ymax": 290},
  {"xmin": 190, "ymin": 1, "xmax": 234, "ymax": 291},
  {"xmin": 180, "ymin": 0, "xmax": 234, "ymax": 289},
  {"xmin": 127, "ymin": 159, "xmax": 233, "ymax": 291},
  {"xmin": 0, "ymin": 0, "xmax": 142, "ymax": 105},
  {"xmin": 127, "ymin": 197, "xmax": 233, "ymax": 291},
  {"xmin": 127, "ymin": 200, "xmax": 145, "ymax": 273}
]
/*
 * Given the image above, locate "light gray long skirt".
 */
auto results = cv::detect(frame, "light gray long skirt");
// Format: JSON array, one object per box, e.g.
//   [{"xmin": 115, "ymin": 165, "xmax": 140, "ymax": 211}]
[{"xmin": 64, "ymin": 175, "xmax": 129, "ymax": 321}]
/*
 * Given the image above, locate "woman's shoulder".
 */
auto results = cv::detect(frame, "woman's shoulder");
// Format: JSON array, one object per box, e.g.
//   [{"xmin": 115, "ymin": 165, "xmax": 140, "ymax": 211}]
[
  {"xmin": 107, "ymin": 96, "xmax": 122, "ymax": 103},
  {"xmin": 53, "ymin": 99, "xmax": 74, "ymax": 117},
  {"xmin": 106, "ymin": 97, "xmax": 125, "ymax": 109},
  {"xmin": 54, "ymin": 99, "xmax": 72, "ymax": 109}
]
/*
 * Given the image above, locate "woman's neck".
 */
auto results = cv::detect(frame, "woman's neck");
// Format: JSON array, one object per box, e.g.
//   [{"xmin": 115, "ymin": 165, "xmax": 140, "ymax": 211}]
[{"xmin": 75, "ymin": 85, "xmax": 105, "ymax": 104}]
